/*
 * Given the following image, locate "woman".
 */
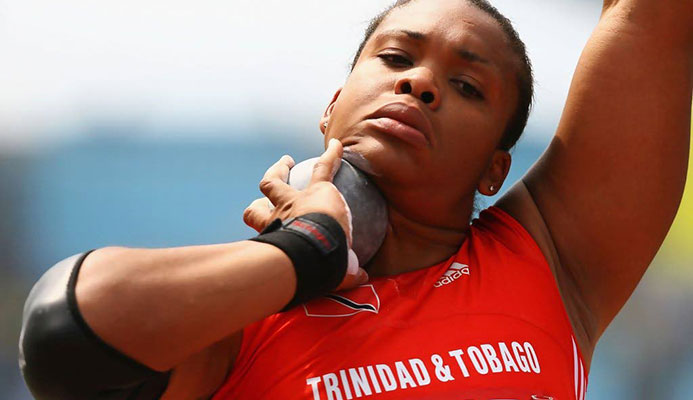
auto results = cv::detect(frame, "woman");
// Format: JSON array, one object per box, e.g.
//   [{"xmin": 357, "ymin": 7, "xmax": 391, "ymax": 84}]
[{"xmin": 19, "ymin": 0, "xmax": 692, "ymax": 399}]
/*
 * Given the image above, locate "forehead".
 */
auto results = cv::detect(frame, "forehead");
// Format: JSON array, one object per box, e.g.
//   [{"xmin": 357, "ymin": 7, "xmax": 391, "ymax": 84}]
[{"xmin": 374, "ymin": 0, "xmax": 514, "ymax": 68}]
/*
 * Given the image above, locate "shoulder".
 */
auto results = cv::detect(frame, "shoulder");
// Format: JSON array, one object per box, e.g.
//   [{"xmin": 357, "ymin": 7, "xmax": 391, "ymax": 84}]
[
  {"xmin": 471, "ymin": 204, "xmax": 548, "ymax": 261},
  {"xmin": 493, "ymin": 181, "xmax": 598, "ymax": 367}
]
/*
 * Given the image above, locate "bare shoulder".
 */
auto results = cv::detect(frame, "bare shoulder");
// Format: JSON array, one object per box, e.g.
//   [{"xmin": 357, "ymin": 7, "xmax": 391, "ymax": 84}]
[
  {"xmin": 161, "ymin": 331, "xmax": 243, "ymax": 400},
  {"xmin": 495, "ymin": 181, "xmax": 599, "ymax": 367},
  {"xmin": 496, "ymin": 0, "xmax": 691, "ymax": 355}
]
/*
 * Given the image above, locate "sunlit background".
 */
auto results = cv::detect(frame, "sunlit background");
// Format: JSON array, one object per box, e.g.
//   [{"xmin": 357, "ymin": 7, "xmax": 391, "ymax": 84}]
[{"xmin": 1, "ymin": 0, "xmax": 691, "ymax": 398}]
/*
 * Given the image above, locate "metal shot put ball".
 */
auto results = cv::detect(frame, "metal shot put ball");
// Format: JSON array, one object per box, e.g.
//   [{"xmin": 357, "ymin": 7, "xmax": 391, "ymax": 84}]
[{"xmin": 287, "ymin": 157, "xmax": 388, "ymax": 267}]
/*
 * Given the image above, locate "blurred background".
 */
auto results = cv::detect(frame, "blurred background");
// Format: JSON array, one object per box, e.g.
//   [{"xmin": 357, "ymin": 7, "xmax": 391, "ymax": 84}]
[{"xmin": 1, "ymin": 0, "xmax": 691, "ymax": 398}]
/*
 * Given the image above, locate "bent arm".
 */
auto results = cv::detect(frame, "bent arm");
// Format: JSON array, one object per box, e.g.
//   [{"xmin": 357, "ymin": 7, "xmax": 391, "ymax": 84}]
[
  {"xmin": 76, "ymin": 241, "xmax": 296, "ymax": 371},
  {"xmin": 520, "ymin": 0, "xmax": 692, "ymax": 340},
  {"xmin": 19, "ymin": 241, "xmax": 296, "ymax": 400},
  {"xmin": 19, "ymin": 140, "xmax": 359, "ymax": 399}
]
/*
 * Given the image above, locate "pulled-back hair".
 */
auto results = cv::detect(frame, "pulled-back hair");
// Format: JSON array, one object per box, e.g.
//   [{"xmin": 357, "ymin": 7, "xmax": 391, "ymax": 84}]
[{"xmin": 350, "ymin": 0, "xmax": 534, "ymax": 151}]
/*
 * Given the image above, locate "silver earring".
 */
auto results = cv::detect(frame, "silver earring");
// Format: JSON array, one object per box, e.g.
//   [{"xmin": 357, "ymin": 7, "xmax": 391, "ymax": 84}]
[
  {"xmin": 323, "ymin": 122, "xmax": 328, "ymax": 129},
  {"xmin": 489, "ymin": 185, "xmax": 495, "ymax": 192}
]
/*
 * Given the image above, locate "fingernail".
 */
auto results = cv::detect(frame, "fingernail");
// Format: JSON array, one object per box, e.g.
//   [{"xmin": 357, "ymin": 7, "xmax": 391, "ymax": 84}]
[{"xmin": 347, "ymin": 249, "xmax": 359, "ymax": 276}]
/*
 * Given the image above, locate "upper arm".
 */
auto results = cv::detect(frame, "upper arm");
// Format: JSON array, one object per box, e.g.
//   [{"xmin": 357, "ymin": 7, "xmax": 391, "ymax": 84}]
[
  {"xmin": 161, "ymin": 332, "xmax": 242, "ymax": 400},
  {"xmin": 519, "ymin": 1, "xmax": 692, "ymax": 337},
  {"xmin": 19, "ymin": 253, "xmax": 173, "ymax": 400}
]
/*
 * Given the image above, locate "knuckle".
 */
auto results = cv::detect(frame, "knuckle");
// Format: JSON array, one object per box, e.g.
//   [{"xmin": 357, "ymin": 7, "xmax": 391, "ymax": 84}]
[
  {"xmin": 313, "ymin": 181, "xmax": 335, "ymax": 191},
  {"xmin": 242, "ymin": 207, "xmax": 254, "ymax": 222},
  {"xmin": 258, "ymin": 179, "xmax": 273, "ymax": 193},
  {"xmin": 312, "ymin": 161, "xmax": 328, "ymax": 172}
]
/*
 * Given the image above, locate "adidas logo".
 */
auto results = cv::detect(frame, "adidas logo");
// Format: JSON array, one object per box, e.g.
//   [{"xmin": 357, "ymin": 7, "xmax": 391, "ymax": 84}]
[{"xmin": 433, "ymin": 262, "xmax": 470, "ymax": 287}]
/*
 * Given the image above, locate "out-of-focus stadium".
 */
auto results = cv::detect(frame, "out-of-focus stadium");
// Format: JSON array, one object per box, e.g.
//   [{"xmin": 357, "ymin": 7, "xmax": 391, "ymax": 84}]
[{"xmin": 1, "ymin": 1, "xmax": 691, "ymax": 398}]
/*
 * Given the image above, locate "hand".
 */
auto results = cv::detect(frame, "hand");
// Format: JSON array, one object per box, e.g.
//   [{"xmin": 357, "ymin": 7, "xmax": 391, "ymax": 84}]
[{"xmin": 243, "ymin": 139, "xmax": 368, "ymax": 289}]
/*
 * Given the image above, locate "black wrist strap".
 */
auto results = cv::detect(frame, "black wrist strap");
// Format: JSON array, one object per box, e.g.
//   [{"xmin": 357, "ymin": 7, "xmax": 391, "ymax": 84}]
[{"xmin": 250, "ymin": 213, "xmax": 348, "ymax": 310}]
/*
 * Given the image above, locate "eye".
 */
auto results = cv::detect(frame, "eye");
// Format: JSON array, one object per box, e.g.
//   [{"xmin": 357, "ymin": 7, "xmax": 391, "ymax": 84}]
[
  {"xmin": 453, "ymin": 79, "xmax": 484, "ymax": 100},
  {"xmin": 377, "ymin": 53, "xmax": 413, "ymax": 67}
]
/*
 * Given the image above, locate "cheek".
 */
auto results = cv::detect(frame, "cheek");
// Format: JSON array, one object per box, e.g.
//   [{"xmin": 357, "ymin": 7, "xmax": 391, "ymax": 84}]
[
  {"xmin": 334, "ymin": 63, "xmax": 394, "ymax": 117},
  {"xmin": 438, "ymin": 106, "xmax": 501, "ymax": 151},
  {"xmin": 433, "ymin": 115, "xmax": 502, "ymax": 178}
]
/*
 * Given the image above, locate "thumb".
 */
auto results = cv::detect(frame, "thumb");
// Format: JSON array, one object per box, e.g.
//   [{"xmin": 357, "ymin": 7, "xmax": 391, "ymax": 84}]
[{"xmin": 310, "ymin": 138, "xmax": 343, "ymax": 185}]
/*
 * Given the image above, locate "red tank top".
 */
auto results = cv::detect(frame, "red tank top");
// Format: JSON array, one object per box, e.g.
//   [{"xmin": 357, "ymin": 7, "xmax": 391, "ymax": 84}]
[{"xmin": 213, "ymin": 207, "xmax": 588, "ymax": 400}]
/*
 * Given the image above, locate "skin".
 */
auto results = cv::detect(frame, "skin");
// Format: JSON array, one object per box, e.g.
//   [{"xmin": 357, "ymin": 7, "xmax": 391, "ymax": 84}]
[
  {"xmin": 503, "ymin": 0, "xmax": 692, "ymax": 364},
  {"xmin": 317, "ymin": 0, "xmax": 518, "ymax": 276},
  {"xmin": 71, "ymin": 0, "xmax": 691, "ymax": 398}
]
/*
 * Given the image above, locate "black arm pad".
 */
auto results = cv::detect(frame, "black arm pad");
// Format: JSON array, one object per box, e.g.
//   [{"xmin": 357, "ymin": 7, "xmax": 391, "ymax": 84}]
[{"xmin": 19, "ymin": 252, "xmax": 171, "ymax": 400}]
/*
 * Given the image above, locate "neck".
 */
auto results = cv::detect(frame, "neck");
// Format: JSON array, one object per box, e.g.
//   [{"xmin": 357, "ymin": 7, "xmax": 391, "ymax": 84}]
[{"xmin": 365, "ymin": 202, "xmax": 473, "ymax": 277}]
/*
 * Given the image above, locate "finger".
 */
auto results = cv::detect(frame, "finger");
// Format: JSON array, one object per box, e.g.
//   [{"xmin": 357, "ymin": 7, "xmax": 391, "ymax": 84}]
[
  {"xmin": 337, "ymin": 268, "xmax": 368, "ymax": 291},
  {"xmin": 259, "ymin": 155, "xmax": 295, "ymax": 203},
  {"xmin": 309, "ymin": 139, "xmax": 343, "ymax": 185},
  {"xmin": 336, "ymin": 249, "xmax": 369, "ymax": 291},
  {"xmin": 263, "ymin": 155, "xmax": 295, "ymax": 183},
  {"xmin": 243, "ymin": 197, "xmax": 274, "ymax": 232}
]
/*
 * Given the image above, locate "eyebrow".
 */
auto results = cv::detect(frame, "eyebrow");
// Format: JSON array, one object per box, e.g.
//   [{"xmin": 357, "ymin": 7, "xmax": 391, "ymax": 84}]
[{"xmin": 376, "ymin": 29, "xmax": 492, "ymax": 66}]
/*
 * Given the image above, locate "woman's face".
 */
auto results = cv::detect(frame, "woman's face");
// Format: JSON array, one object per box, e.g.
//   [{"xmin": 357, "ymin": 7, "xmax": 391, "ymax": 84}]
[{"xmin": 322, "ymin": 0, "xmax": 519, "ymax": 221}]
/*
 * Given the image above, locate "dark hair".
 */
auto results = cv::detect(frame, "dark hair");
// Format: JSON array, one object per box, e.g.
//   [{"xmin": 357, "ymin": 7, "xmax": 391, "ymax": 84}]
[{"xmin": 350, "ymin": 0, "xmax": 533, "ymax": 151}]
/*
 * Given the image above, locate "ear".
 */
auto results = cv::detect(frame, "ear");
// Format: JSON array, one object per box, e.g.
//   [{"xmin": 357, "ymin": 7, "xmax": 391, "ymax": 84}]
[
  {"xmin": 319, "ymin": 88, "xmax": 342, "ymax": 135},
  {"xmin": 478, "ymin": 150, "xmax": 511, "ymax": 196}
]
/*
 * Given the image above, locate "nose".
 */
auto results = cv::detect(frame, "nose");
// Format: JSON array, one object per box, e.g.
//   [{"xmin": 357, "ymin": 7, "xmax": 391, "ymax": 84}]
[{"xmin": 394, "ymin": 68, "xmax": 440, "ymax": 110}]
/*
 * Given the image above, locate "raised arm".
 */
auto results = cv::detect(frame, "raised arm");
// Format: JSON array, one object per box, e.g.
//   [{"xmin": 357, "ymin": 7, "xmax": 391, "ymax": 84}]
[{"xmin": 501, "ymin": 0, "xmax": 692, "ymax": 350}]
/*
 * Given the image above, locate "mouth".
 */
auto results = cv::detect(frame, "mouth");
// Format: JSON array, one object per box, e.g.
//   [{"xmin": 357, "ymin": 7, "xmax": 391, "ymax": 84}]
[{"xmin": 365, "ymin": 102, "xmax": 433, "ymax": 147}]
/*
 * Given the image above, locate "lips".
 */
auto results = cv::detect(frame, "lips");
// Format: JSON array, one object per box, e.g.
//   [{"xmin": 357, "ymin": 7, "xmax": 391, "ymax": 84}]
[{"xmin": 365, "ymin": 102, "xmax": 433, "ymax": 147}]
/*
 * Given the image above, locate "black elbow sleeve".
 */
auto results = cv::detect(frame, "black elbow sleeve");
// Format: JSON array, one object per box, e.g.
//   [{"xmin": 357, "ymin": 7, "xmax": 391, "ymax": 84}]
[{"xmin": 19, "ymin": 252, "xmax": 170, "ymax": 400}]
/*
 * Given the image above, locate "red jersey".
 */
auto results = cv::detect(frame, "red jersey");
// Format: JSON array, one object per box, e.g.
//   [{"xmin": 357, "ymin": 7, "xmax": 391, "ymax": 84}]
[{"xmin": 213, "ymin": 207, "xmax": 588, "ymax": 400}]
